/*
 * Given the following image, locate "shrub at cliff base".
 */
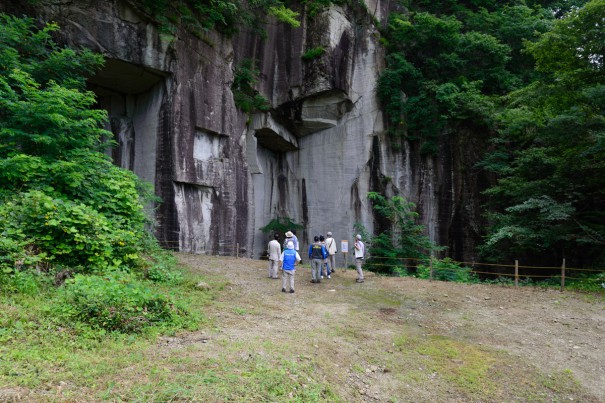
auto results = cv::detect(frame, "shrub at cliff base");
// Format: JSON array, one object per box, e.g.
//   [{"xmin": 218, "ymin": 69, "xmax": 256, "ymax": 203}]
[
  {"xmin": 53, "ymin": 271, "xmax": 185, "ymax": 333},
  {"xmin": 0, "ymin": 190, "xmax": 141, "ymax": 273},
  {"xmin": 0, "ymin": 14, "xmax": 190, "ymax": 334}
]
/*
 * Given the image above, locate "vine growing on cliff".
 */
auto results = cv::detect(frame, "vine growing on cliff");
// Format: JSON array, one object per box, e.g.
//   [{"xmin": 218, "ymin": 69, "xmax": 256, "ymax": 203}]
[{"xmin": 232, "ymin": 59, "xmax": 271, "ymax": 113}]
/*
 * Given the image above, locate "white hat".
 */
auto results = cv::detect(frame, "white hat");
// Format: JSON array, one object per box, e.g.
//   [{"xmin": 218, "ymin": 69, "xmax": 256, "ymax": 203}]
[
  {"xmin": 356, "ymin": 234, "xmax": 362, "ymax": 240},
  {"xmin": 287, "ymin": 241, "xmax": 294, "ymax": 249},
  {"xmin": 285, "ymin": 231, "xmax": 294, "ymax": 238},
  {"xmin": 327, "ymin": 231, "xmax": 332, "ymax": 236}
]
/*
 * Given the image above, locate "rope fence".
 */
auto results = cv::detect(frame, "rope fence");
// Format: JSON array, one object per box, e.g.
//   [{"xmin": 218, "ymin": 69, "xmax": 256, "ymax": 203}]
[
  {"xmin": 158, "ymin": 240, "xmax": 604, "ymax": 292},
  {"xmin": 363, "ymin": 255, "xmax": 605, "ymax": 291}
]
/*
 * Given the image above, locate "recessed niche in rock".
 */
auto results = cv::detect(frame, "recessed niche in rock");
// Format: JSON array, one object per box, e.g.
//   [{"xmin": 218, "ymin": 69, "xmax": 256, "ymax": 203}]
[
  {"xmin": 298, "ymin": 90, "xmax": 353, "ymax": 136},
  {"xmin": 255, "ymin": 128, "xmax": 298, "ymax": 153},
  {"xmin": 246, "ymin": 113, "xmax": 299, "ymax": 174},
  {"xmin": 88, "ymin": 58, "xmax": 167, "ymax": 95},
  {"xmin": 89, "ymin": 58, "xmax": 169, "ymax": 185},
  {"xmin": 173, "ymin": 182, "xmax": 216, "ymax": 254},
  {"xmin": 194, "ymin": 129, "xmax": 221, "ymax": 161}
]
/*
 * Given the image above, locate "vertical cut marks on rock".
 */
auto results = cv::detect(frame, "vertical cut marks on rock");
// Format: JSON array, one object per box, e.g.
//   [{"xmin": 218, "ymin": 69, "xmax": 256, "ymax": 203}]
[{"xmin": 173, "ymin": 182, "xmax": 216, "ymax": 254}]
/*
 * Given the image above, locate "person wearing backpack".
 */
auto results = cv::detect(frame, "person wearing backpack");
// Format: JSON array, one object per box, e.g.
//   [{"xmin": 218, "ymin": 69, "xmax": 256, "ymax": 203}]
[{"xmin": 308, "ymin": 236, "xmax": 328, "ymax": 283}]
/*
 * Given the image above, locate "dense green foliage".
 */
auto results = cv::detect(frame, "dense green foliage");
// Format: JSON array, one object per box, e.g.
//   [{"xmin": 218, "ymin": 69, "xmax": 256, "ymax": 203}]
[
  {"xmin": 0, "ymin": 15, "xmax": 144, "ymax": 274},
  {"xmin": 416, "ymin": 257, "xmax": 475, "ymax": 282},
  {"xmin": 377, "ymin": 1, "xmax": 557, "ymax": 152},
  {"xmin": 259, "ymin": 216, "xmax": 304, "ymax": 235},
  {"xmin": 232, "ymin": 58, "xmax": 271, "ymax": 113},
  {"xmin": 480, "ymin": 0, "xmax": 605, "ymax": 266},
  {"xmin": 362, "ymin": 192, "xmax": 441, "ymax": 275},
  {"xmin": 0, "ymin": 15, "xmax": 191, "ymax": 334},
  {"xmin": 301, "ymin": 46, "xmax": 326, "ymax": 60},
  {"xmin": 135, "ymin": 0, "xmax": 300, "ymax": 36},
  {"xmin": 378, "ymin": 0, "xmax": 604, "ymax": 275}
]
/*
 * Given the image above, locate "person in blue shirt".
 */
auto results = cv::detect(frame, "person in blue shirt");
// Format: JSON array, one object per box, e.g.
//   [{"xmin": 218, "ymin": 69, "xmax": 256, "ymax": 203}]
[
  {"xmin": 308, "ymin": 236, "xmax": 328, "ymax": 283},
  {"xmin": 280, "ymin": 241, "xmax": 301, "ymax": 293}
]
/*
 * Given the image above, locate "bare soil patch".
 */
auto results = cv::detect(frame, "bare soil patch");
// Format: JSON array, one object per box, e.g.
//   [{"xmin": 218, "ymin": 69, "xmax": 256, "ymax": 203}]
[{"xmin": 176, "ymin": 254, "xmax": 605, "ymax": 402}]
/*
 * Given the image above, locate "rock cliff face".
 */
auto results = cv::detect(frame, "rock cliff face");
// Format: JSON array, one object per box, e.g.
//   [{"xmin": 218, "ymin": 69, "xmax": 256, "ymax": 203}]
[{"xmin": 1, "ymin": 0, "xmax": 488, "ymax": 263}]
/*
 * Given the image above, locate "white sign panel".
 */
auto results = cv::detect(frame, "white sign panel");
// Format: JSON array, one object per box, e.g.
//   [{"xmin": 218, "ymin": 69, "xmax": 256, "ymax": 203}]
[{"xmin": 341, "ymin": 240, "xmax": 349, "ymax": 253}]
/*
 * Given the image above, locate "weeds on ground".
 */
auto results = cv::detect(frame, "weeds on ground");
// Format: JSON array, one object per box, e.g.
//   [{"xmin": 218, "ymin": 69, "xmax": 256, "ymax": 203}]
[{"xmin": 389, "ymin": 333, "xmax": 594, "ymax": 401}]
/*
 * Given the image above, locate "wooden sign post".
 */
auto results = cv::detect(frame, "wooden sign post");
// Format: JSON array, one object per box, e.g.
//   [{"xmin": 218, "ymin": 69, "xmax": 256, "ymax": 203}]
[{"xmin": 341, "ymin": 240, "xmax": 349, "ymax": 272}]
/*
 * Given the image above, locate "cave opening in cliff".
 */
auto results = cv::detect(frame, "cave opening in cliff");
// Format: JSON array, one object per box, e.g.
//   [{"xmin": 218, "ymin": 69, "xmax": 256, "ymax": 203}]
[
  {"xmin": 87, "ymin": 58, "xmax": 170, "ymax": 186},
  {"xmin": 255, "ymin": 127, "xmax": 298, "ymax": 153}
]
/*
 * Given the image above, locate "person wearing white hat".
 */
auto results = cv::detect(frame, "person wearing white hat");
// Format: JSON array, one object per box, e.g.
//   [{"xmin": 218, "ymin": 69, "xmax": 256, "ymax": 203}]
[
  {"xmin": 354, "ymin": 234, "xmax": 365, "ymax": 283},
  {"xmin": 280, "ymin": 241, "xmax": 301, "ymax": 293},
  {"xmin": 325, "ymin": 231, "xmax": 337, "ymax": 275}
]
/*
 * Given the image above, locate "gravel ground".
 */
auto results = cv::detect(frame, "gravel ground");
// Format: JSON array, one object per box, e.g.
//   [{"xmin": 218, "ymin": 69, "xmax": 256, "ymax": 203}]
[{"xmin": 177, "ymin": 253, "xmax": 605, "ymax": 402}]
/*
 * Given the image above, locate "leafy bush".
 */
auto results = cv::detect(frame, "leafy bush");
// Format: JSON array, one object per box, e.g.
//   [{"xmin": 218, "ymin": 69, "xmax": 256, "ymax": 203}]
[
  {"xmin": 143, "ymin": 250, "xmax": 184, "ymax": 284},
  {"xmin": 0, "ymin": 15, "xmax": 151, "ymax": 276},
  {"xmin": 0, "ymin": 191, "xmax": 142, "ymax": 272},
  {"xmin": 55, "ymin": 272, "xmax": 180, "ymax": 333},
  {"xmin": 301, "ymin": 47, "xmax": 325, "ymax": 60},
  {"xmin": 0, "ymin": 269, "xmax": 50, "ymax": 296},
  {"xmin": 416, "ymin": 257, "xmax": 476, "ymax": 283}
]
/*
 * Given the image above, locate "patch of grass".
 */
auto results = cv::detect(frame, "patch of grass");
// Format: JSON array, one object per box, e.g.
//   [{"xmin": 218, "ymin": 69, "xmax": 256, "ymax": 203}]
[
  {"xmin": 233, "ymin": 307, "xmax": 248, "ymax": 315},
  {"xmin": 390, "ymin": 333, "xmax": 592, "ymax": 401},
  {"xmin": 103, "ymin": 353, "xmax": 340, "ymax": 402},
  {"xmin": 0, "ymin": 266, "xmax": 213, "ymax": 393}
]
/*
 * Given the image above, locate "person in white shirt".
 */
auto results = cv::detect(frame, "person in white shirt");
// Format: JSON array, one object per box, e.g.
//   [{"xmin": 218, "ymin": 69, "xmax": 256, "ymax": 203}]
[
  {"xmin": 354, "ymin": 234, "xmax": 365, "ymax": 283},
  {"xmin": 325, "ymin": 231, "xmax": 338, "ymax": 275},
  {"xmin": 283, "ymin": 230, "xmax": 299, "ymax": 251},
  {"xmin": 267, "ymin": 233, "xmax": 281, "ymax": 279}
]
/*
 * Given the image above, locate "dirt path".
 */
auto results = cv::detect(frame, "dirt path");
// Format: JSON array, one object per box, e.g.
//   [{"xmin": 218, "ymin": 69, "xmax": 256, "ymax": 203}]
[{"xmin": 176, "ymin": 254, "xmax": 605, "ymax": 402}]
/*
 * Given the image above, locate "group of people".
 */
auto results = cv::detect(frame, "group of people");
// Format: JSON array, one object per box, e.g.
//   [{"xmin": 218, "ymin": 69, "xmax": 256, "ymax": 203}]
[{"xmin": 267, "ymin": 230, "xmax": 365, "ymax": 294}]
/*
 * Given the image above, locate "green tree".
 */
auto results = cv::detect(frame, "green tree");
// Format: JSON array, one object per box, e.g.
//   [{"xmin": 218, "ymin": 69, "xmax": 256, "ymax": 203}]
[
  {"xmin": 364, "ymin": 192, "xmax": 441, "ymax": 275},
  {"xmin": 480, "ymin": 0, "xmax": 605, "ymax": 266},
  {"xmin": 0, "ymin": 15, "xmax": 150, "ymax": 273},
  {"xmin": 377, "ymin": 2, "xmax": 560, "ymax": 153}
]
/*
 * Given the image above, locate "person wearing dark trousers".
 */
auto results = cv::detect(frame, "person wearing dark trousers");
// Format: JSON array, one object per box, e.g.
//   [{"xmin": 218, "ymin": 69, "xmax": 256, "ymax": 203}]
[{"xmin": 308, "ymin": 236, "xmax": 328, "ymax": 283}]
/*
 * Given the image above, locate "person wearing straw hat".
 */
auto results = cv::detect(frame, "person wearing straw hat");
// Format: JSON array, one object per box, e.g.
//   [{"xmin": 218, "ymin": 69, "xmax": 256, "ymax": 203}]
[
  {"xmin": 283, "ymin": 230, "xmax": 299, "ymax": 251},
  {"xmin": 354, "ymin": 234, "xmax": 365, "ymax": 283},
  {"xmin": 280, "ymin": 241, "xmax": 301, "ymax": 293}
]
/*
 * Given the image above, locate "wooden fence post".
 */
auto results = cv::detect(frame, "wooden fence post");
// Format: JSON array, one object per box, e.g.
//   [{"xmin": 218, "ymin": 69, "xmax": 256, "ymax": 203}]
[
  {"xmin": 429, "ymin": 257, "xmax": 434, "ymax": 282},
  {"xmin": 236, "ymin": 243, "xmax": 239, "ymax": 258},
  {"xmin": 560, "ymin": 258, "xmax": 566, "ymax": 292},
  {"xmin": 515, "ymin": 260, "xmax": 519, "ymax": 287}
]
